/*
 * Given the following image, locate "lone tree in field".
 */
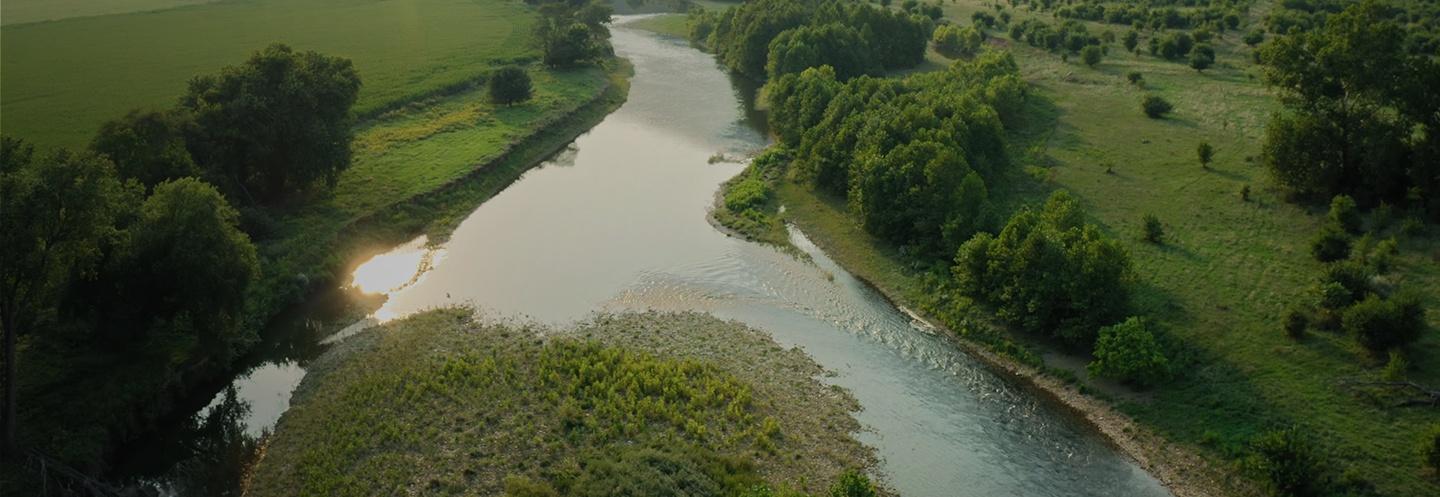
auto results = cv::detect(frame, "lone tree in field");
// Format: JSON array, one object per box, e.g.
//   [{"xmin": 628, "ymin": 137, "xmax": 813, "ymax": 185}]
[
  {"xmin": 1081, "ymin": 45, "xmax": 1103, "ymax": 67},
  {"xmin": 1197, "ymin": 141, "xmax": 1214, "ymax": 169},
  {"xmin": 489, "ymin": 66, "xmax": 533, "ymax": 106},
  {"xmin": 1142, "ymin": 95, "xmax": 1173, "ymax": 118},
  {"xmin": 1189, "ymin": 44, "xmax": 1215, "ymax": 72},
  {"xmin": 181, "ymin": 43, "xmax": 361, "ymax": 202}
]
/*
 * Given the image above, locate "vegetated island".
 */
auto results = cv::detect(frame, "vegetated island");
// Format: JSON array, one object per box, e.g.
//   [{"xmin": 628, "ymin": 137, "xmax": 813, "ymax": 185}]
[{"xmin": 246, "ymin": 310, "xmax": 880, "ymax": 497}]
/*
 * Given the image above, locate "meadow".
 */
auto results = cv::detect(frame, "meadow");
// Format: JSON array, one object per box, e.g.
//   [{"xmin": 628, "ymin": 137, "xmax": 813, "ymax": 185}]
[
  {"xmin": 711, "ymin": 1, "xmax": 1440, "ymax": 494},
  {"xmin": 0, "ymin": 0, "xmax": 537, "ymax": 148},
  {"xmin": 247, "ymin": 310, "xmax": 874, "ymax": 497}
]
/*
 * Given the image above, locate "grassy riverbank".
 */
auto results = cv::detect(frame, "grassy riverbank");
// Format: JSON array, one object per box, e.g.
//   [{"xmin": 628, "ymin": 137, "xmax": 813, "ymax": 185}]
[
  {"xmin": 711, "ymin": 2, "xmax": 1440, "ymax": 495},
  {"xmin": 247, "ymin": 310, "xmax": 875, "ymax": 497}
]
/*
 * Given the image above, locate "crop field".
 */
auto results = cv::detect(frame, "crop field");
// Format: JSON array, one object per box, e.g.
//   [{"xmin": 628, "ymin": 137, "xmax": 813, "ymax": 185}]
[
  {"xmin": 0, "ymin": 0, "xmax": 537, "ymax": 148},
  {"xmin": 760, "ymin": 2, "xmax": 1440, "ymax": 494}
]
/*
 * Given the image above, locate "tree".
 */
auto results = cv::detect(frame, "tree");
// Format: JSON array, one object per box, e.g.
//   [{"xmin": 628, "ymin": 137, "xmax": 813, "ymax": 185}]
[
  {"xmin": 1243, "ymin": 29, "xmax": 1265, "ymax": 47},
  {"xmin": 1284, "ymin": 308, "xmax": 1308, "ymax": 339},
  {"xmin": 90, "ymin": 109, "xmax": 200, "ymax": 190},
  {"xmin": 1197, "ymin": 141, "xmax": 1214, "ymax": 168},
  {"xmin": 1142, "ymin": 214, "xmax": 1164, "ymax": 244},
  {"xmin": 1189, "ymin": 43, "xmax": 1214, "ymax": 71},
  {"xmin": 1245, "ymin": 427, "xmax": 1332, "ymax": 497},
  {"xmin": 1088, "ymin": 317, "xmax": 1171, "ymax": 386},
  {"xmin": 489, "ymin": 66, "xmax": 533, "ymax": 106},
  {"xmin": 767, "ymin": 23, "xmax": 880, "ymax": 80},
  {"xmin": 1344, "ymin": 293, "xmax": 1426, "ymax": 355},
  {"xmin": 828, "ymin": 469, "xmax": 877, "ymax": 497},
  {"xmin": 1122, "ymin": 30, "xmax": 1139, "ymax": 52},
  {"xmin": 181, "ymin": 44, "xmax": 361, "ymax": 202},
  {"xmin": 1080, "ymin": 44, "xmax": 1103, "ymax": 67},
  {"xmin": 0, "ymin": 138, "xmax": 131, "ymax": 452},
  {"xmin": 109, "ymin": 179, "xmax": 259, "ymax": 360},
  {"xmin": 1126, "ymin": 71, "xmax": 1143, "ymax": 85},
  {"xmin": 1310, "ymin": 227, "xmax": 1351, "ymax": 262},
  {"xmin": 1142, "ymin": 95, "xmax": 1172, "ymax": 118},
  {"xmin": 933, "ymin": 24, "xmax": 984, "ymax": 59},
  {"xmin": 1328, "ymin": 195, "xmax": 1361, "ymax": 233}
]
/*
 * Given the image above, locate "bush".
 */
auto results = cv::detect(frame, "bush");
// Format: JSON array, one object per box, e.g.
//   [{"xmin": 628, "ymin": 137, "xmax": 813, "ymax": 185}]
[
  {"xmin": 489, "ymin": 66, "xmax": 533, "ymax": 105},
  {"xmin": 1088, "ymin": 317, "xmax": 1172, "ymax": 386},
  {"xmin": 1142, "ymin": 214, "xmax": 1164, "ymax": 244},
  {"xmin": 1126, "ymin": 71, "xmax": 1143, "ymax": 85},
  {"xmin": 724, "ymin": 175, "xmax": 770, "ymax": 212},
  {"xmin": 828, "ymin": 469, "xmax": 877, "ymax": 497},
  {"xmin": 1241, "ymin": 184, "xmax": 1251, "ymax": 202},
  {"xmin": 1310, "ymin": 227, "xmax": 1351, "ymax": 262},
  {"xmin": 1328, "ymin": 194, "xmax": 1361, "ymax": 233},
  {"xmin": 1142, "ymin": 95, "xmax": 1172, "ymax": 118},
  {"xmin": 1344, "ymin": 293, "xmax": 1426, "ymax": 354},
  {"xmin": 1244, "ymin": 29, "xmax": 1265, "ymax": 46},
  {"xmin": 1246, "ymin": 427, "xmax": 1332, "ymax": 497},
  {"xmin": 1420, "ymin": 424, "xmax": 1440, "ymax": 474},
  {"xmin": 1081, "ymin": 45, "xmax": 1103, "ymax": 67},
  {"xmin": 1284, "ymin": 308, "xmax": 1308, "ymax": 339},
  {"xmin": 1382, "ymin": 351, "xmax": 1409, "ymax": 381},
  {"xmin": 1197, "ymin": 141, "xmax": 1214, "ymax": 168}
]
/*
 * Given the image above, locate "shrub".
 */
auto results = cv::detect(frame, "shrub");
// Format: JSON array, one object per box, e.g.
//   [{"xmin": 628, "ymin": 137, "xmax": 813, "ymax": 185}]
[
  {"xmin": 1244, "ymin": 30, "xmax": 1265, "ymax": 46},
  {"xmin": 1142, "ymin": 214, "xmax": 1164, "ymax": 244},
  {"xmin": 1197, "ymin": 141, "xmax": 1214, "ymax": 168},
  {"xmin": 1142, "ymin": 95, "xmax": 1172, "ymax": 118},
  {"xmin": 1420, "ymin": 424, "xmax": 1440, "ymax": 474},
  {"xmin": 1316, "ymin": 282, "xmax": 1353, "ymax": 311},
  {"xmin": 1241, "ymin": 184, "xmax": 1251, "ymax": 202},
  {"xmin": 1321, "ymin": 261, "xmax": 1374, "ymax": 302},
  {"xmin": 1328, "ymin": 194, "xmax": 1361, "ymax": 233},
  {"xmin": 1189, "ymin": 45, "xmax": 1215, "ymax": 71},
  {"xmin": 1284, "ymin": 308, "xmax": 1308, "ymax": 339},
  {"xmin": 1088, "ymin": 317, "xmax": 1171, "ymax": 386},
  {"xmin": 1310, "ymin": 227, "xmax": 1351, "ymax": 262},
  {"xmin": 1382, "ymin": 351, "xmax": 1409, "ymax": 381},
  {"xmin": 828, "ymin": 469, "xmax": 877, "ymax": 497},
  {"xmin": 724, "ymin": 175, "xmax": 770, "ymax": 212},
  {"xmin": 1344, "ymin": 293, "xmax": 1426, "ymax": 354},
  {"xmin": 1246, "ymin": 427, "xmax": 1332, "ymax": 497},
  {"xmin": 1081, "ymin": 45, "xmax": 1103, "ymax": 67},
  {"xmin": 489, "ymin": 66, "xmax": 533, "ymax": 105},
  {"xmin": 1126, "ymin": 71, "xmax": 1143, "ymax": 85}
]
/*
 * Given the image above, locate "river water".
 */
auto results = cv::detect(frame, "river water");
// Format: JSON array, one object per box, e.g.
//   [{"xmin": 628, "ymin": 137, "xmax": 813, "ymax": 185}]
[{"xmin": 126, "ymin": 19, "xmax": 1172, "ymax": 497}]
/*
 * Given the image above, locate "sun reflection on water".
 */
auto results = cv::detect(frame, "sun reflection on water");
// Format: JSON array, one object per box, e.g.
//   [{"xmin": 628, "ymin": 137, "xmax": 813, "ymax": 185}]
[{"xmin": 350, "ymin": 236, "xmax": 438, "ymax": 296}]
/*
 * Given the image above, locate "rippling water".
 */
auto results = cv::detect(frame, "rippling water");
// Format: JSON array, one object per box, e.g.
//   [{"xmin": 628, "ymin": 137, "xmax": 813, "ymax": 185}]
[{"xmin": 137, "ymin": 18, "xmax": 1172, "ymax": 496}]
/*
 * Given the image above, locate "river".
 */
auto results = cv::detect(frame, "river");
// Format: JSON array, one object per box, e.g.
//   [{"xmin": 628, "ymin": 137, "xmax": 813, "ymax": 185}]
[{"xmin": 122, "ymin": 19, "xmax": 1173, "ymax": 497}]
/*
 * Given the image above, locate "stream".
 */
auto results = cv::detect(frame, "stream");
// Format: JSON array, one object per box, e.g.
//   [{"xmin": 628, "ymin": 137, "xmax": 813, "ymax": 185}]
[{"xmin": 121, "ymin": 19, "xmax": 1173, "ymax": 497}]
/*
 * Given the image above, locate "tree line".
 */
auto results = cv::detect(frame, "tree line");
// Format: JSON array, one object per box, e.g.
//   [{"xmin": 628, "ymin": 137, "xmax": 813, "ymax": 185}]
[{"xmin": 689, "ymin": 0, "xmax": 933, "ymax": 80}]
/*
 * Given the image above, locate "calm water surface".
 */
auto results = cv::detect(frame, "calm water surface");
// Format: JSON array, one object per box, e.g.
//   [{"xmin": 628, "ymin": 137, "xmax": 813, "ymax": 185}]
[{"xmin": 138, "ymin": 19, "xmax": 1173, "ymax": 497}]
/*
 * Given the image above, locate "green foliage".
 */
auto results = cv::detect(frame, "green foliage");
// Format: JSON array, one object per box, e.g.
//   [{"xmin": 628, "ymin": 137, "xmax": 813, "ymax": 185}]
[
  {"xmin": 1284, "ymin": 308, "xmax": 1308, "ymax": 339},
  {"xmin": 182, "ymin": 43, "xmax": 361, "ymax": 201},
  {"xmin": 1196, "ymin": 141, "xmax": 1214, "ymax": 168},
  {"xmin": 826, "ymin": 470, "xmax": 876, "ymax": 497},
  {"xmin": 1259, "ymin": 0, "xmax": 1440, "ymax": 210},
  {"xmin": 1126, "ymin": 71, "xmax": 1143, "ymax": 85},
  {"xmin": 1141, "ymin": 95, "xmax": 1172, "ymax": 118},
  {"xmin": 1328, "ymin": 195, "xmax": 1361, "ymax": 233},
  {"xmin": 108, "ymin": 178, "xmax": 259, "ymax": 359},
  {"xmin": 1088, "ymin": 317, "xmax": 1172, "ymax": 386},
  {"xmin": 90, "ymin": 109, "xmax": 200, "ymax": 190},
  {"xmin": 1344, "ymin": 292, "xmax": 1426, "ymax": 354},
  {"xmin": 954, "ymin": 191, "xmax": 1134, "ymax": 347},
  {"xmin": 1309, "ymin": 227, "xmax": 1351, "ymax": 262},
  {"xmin": 1244, "ymin": 29, "xmax": 1265, "ymax": 46},
  {"xmin": 1122, "ymin": 29, "xmax": 1140, "ymax": 52},
  {"xmin": 1382, "ymin": 351, "xmax": 1409, "ymax": 381},
  {"xmin": 1080, "ymin": 44, "xmax": 1103, "ymax": 67},
  {"xmin": 489, "ymin": 66, "xmax": 534, "ymax": 106},
  {"xmin": 1245, "ymin": 427, "xmax": 1333, "ymax": 497},
  {"xmin": 1189, "ymin": 44, "xmax": 1215, "ymax": 72},
  {"xmin": 695, "ymin": 0, "xmax": 930, "ymax": 80},
  {"xmin": 767, "ymin": 50, "xmax": 1023, "ymax": 256},
  {"xmin": 725, "ymin": 175, "xmax": 771, "ymax": 212},
  {"xmin": 766, "ymin": 23, "xmax": 881, "ymax": 80},
  {"xmin": 537, "ymin": 1, "xmax": 614, "ymax": 68},
  {"xmin": 933, "ymin": 24, "xmax": 984, "ymax": 59},
  {"xmin": 1142, "ymin": 213, "xmax": 1164, "ymax": 244},
  {"xmin": 1420, "ymin": 424, "xmax": 1440, "ymax": 474}
]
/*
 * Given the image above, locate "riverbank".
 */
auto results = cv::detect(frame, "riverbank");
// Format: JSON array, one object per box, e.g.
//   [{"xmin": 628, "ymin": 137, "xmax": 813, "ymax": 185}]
[
  {"xmin": 246, "ymin": 310, "xmax": 876, "ymax": 496},
  {"xmin": 4, "ymin": 57, "xmax": 632, "ymax": 490}
]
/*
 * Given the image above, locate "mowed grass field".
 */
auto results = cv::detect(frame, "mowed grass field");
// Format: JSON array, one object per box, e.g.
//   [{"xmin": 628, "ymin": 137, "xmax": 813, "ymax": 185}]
[
  {"xmin": 1, "ymin": 0, "xmax": 537, "ymax": 148},
  {"xmin": 772, "ymin": 2, "xmax": 1440, "ymax": 495},
  {"xmin": 0, "ymin": 0, "xmax": 220, "ymax": 25}
]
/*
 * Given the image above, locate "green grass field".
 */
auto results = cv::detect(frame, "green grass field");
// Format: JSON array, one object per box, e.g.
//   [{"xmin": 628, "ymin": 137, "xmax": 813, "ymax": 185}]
[
  {"xmin": 626, "ymin": 12, "xmax": 691, "ymax": 38},
  {"xmin": 0, "ymin": 0, "xmax": 219, "ymax": 25},
  {"xmin": 1, "ymin": 0, "xmax": 538, "ymax": 148},
  {"xmin": 760, "ymin": 3, "xmax": 1440, "ymax": 495}
]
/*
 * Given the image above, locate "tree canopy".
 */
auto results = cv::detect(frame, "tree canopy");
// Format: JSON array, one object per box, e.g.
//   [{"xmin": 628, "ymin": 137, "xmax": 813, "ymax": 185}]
[
  {"xmin": 489, "ymin": 66, "xmax": 534, "ymax": 106},
  {"xmin": 90, "ymin": 109, "xmax": 200, "ymax": 190},
  {"xmin": 181, "ymin": 43, "xmax": 361, "ymax": 202}
]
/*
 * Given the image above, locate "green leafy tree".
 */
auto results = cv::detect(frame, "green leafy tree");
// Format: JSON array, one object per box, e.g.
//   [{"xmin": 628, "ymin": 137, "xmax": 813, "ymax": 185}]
[
  {"xmin": 1245, "ymin": 427, "xmax": 1332, "ymax": 497},
  {"xmin": 1328, "ymin": 194, "xmax": 1361, "ymax": 233},
  {"xmin": 0, "ymin": 138, "xmax": 132, "ymax": 452},
  {"xmin": 1080, "ymin": 44, "xmax": 1103, "ymax": 67},
  {"xmin": 1243, "ymin": 29, "xmax": 1265, "ymax": 46},
  {"xmin": 767, "ymin": 23, "xmax": 880, "ymax": 80},
  {"xmin": 1142, "ymin": 213, "xmax": 1164, "ymax": 244},
  {"xmin": 489, "ymin": 66, "xmax": 533, "ymax": 106},
  {"xmin": 1088, "ymin": 317, "xmax": 1171, "ymax": 386},
  {"xmin": 1344, "ymin": 293, "xmax": 1426, "ymax": 355},
  {"xmin": 111, "ymin": 178, "xmax": 259, "ymax": 360},
  {"xmin": 181, "ymin": 44, "xmax": 361, "ymax": 202},
  {"xmin": 1122, "ymin": 29, "xmax": 1139, "ymax": 52},
  {"xmin": 1142, "ymin": 95, "xmax": 1172, "ymax": 118},
  {"xmin": 933, "ymin": 24, "xmax": 984, "ymax": 59},
  {"xmin": 1189, "ymin": 43, "xmax": 1215, "ymax": 71},
  {"xmin": 90, "ymin": 109, "xmax": 200, "ymax": 190},
  {"xmin": 1197, "ymin": 141, "xmax": 1214, "ymax": 168},
  {"xmin": 828, "ymin": 469, "xmax": 877, "ymax": 497},
  {"xmin": 1310, "ymin": 226, "xmax": 1351, "ymax": 262}
]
